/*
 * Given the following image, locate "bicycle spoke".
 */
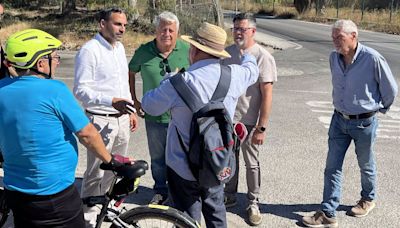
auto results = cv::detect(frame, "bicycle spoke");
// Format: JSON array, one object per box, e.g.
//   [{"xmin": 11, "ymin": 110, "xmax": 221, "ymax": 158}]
[{"xmin": 131, "ymin": 218, "xmax": 179, "ymax": 228}]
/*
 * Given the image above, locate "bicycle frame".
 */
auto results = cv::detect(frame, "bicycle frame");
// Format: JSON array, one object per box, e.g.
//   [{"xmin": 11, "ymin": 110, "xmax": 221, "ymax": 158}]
[
  {"xmin": 84, "ymin": 173, "xmax": 141, "ymax": 228},
  {"xmin": 83, "ymin": 160, "xmax": 199, "ymax": 228}
]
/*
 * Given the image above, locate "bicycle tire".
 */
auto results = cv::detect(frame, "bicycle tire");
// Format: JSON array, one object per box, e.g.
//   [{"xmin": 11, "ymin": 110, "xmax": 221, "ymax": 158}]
[{"xmin": 109, "ymin": 205, "xmax": 199, "ymax": 228}]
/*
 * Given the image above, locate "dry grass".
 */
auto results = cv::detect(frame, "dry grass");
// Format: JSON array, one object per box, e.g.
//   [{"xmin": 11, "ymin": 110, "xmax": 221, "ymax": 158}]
[
  {"xmin": 222, "ymin": 1, "xmax": 400, "ymax": 35},
  {"xmin": 299, "ymin": 7, "xmax": 400, "ymax": 34},
  {"xmin": 122, "ymin": 31, "xmax": 154, "ymax": 54},
  {"xmin": 0, "ymin": 7, "xmax": 154, "ymax": 50},
  {"xmin": 0, "ymin": 22, "xmax": 31, "ymax": 42}
]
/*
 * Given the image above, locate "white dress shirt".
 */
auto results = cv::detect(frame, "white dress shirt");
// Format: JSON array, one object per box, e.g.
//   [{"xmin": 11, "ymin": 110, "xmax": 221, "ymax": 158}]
[{"xmin": 73, "ymin": 33, "xmax": 132, "ymax": 114}]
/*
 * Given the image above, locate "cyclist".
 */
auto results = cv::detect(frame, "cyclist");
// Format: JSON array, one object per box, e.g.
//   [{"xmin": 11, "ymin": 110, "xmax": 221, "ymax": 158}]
[{"xmin": 0, "ymin": 29, "xmax": 126, "ymax": 227}]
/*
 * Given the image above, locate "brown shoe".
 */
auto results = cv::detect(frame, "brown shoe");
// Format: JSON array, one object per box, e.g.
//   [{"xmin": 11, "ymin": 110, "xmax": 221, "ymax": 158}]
[
  {"xmin": 302, "ymin": 211, "xmax": 338, "ymax": 228},
  {"xmin": 348, "ymin": 199, "xmax": 376, "ymax": 217}
]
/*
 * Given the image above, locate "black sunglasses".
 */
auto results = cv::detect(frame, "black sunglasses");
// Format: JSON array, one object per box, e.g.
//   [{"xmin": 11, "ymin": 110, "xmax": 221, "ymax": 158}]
[{"xmin": 159, "ymin": 58, "xmax": 171, "ymax": 75}]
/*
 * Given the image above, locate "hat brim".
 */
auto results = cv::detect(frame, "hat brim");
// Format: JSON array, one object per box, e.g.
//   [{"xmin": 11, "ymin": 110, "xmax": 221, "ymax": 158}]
[{"xmin": 181, "ymin": 35, "xmax": 231, "ymax": 59}]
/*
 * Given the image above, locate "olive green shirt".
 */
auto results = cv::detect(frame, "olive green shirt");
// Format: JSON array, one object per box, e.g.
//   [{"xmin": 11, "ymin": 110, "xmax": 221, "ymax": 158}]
[{"xmin": 129, "ymin": 39, "xmax": 190, "ymax": 123}]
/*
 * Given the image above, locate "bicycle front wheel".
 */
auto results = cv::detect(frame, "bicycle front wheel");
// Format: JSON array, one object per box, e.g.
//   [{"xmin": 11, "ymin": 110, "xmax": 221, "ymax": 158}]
[{"xmin": 110, "ymin": 204, "xmax": 199, "ymax": 228}]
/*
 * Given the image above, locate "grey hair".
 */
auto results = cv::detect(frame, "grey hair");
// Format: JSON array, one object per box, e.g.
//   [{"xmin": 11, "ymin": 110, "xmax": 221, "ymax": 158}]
[
  {"xmin": 233, "ymin": 13, "xmax": 257, "ymax": 28},
  {"xmin": 332, "ymin": 19, "xmax": 358, "ymax": 37},
  {"xmin": 154, "ymin": 11, "xmax": 179, "ymax": 30}
]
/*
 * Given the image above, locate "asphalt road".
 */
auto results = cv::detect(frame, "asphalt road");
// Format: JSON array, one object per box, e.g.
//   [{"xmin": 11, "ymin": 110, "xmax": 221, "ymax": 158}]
[
  {"xmin": 254, "ymin": 17, "xmax": 400, "ymax": 82},
  {"xmin": 2, "ymin": 18, "xmax": 400, "ymax": 228}
]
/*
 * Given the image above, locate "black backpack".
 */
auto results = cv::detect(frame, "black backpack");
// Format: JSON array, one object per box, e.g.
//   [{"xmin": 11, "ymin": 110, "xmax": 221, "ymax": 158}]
[{"xmin": 170, "ymin": 65, "xmax": 237, "ymax": 188}]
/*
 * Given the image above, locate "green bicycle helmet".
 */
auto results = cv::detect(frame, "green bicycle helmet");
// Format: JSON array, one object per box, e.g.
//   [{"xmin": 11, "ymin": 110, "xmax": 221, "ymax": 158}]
[{"xmin": 5, "ymin": 29, "xmax": 62, "ymax": 69}]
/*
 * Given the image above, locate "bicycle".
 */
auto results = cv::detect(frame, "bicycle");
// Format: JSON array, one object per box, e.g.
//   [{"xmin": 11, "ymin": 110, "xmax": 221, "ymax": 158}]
[
  {"xmin": 0, "ymin": 159, "xmax": 199, "ymax": 228},
  {"xmin": 82, "ymin": 160, "xmax": 200, "ymax": 228}
]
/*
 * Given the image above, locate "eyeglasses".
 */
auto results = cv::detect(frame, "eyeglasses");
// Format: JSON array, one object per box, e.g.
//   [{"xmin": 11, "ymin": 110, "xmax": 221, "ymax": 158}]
[
  {"xmin": 231, "ymin": 27, "xmax": 253, "ymax": 33},
  {"xmin": 42, "ymin": 55, "xmax": 61, "ymax": 63},
  {"xmin": 159, "ymin": 58, "xmax": 171, "ymax": 75}
]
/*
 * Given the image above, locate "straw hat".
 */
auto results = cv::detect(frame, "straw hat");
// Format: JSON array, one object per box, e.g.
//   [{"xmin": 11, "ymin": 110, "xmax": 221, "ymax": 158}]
[{"xmin": 181, "ymin": 22, "xmax": 231, "ymax": 59}]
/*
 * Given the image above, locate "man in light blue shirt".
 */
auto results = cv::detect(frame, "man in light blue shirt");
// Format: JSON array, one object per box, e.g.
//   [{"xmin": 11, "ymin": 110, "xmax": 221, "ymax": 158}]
[
  {"xmin": 303, "ymin": 20, "xmax": 398, "ymax": 227},
  {"xmin": 142, "ymin": 22, "xmax": 259, "ymax": 228}
]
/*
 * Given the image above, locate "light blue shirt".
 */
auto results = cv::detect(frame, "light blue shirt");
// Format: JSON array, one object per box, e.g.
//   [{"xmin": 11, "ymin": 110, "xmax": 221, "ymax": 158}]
[
  {"xmin": 330, "ymin": 42, "xmax": 398, "ymax": 115},
  {"xmin": 142, "ymin": 54, "xmax": 259, "ymax": 181}
]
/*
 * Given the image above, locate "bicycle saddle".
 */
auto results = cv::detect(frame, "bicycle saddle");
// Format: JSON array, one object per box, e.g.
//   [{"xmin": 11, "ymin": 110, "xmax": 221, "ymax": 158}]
[{"xmin": 100, "ymin": 160, "xmax": 149, "ymax": 180}]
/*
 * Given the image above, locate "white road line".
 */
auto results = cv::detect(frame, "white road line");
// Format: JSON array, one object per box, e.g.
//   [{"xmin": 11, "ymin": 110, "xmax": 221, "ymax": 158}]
[
  {"xmin": 379, "ymin": 119, "xmax": 400, "ymax": 124},
  {"xmin": 318, "ymin": 116, "xmax": 331, "ymax": 124},
  {"xmin": 377, "ymin": 128, "xmax": 400, "ymax": 133},
  {"xmin": 306, "ymin": 101, "xmax": 332, "ymax": 108},
  {"xmin": 377, "ymin": 135, "xmax": 400, "ymax": 139},
  {"xmin": 379, "ymin": 124, "xmax": 400, "ymax": 128},
  {"xmin": 311, "ymin": 109, "xmax": 332, "ymax": 113}
]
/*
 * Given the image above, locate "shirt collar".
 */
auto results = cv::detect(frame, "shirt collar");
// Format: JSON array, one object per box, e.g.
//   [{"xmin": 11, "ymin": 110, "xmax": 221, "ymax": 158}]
[
  {"xmin": 337, "ymin": 42, "xmax": 363, "ymax": 65},
  {"xmin": 151, "ymin": 39, "xmax": 181, "ymax": 57},
  {"xmin": 352, "ymin": 42, "xmax": 363, "ymax": 62},
  {"xmin": 95, "ymin": 33, "xmax": 120, "ymax": 50}
]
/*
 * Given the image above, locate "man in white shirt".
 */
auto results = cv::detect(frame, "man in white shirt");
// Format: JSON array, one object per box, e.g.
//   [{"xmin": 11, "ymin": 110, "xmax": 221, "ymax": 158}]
[{"xmin": 73, "ymin": 8, "xmax": 138, "ymax": 227}]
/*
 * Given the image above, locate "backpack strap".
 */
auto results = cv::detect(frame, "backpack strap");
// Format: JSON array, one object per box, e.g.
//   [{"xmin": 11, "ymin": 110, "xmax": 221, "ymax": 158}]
[
  {"xmin": 170, "ymin": 72, "xmax": 204, "ymax": 112},
  {"xmin": 0, "ymin": 46, "xmax": 8, "ymax": 79},
  {"xmin": 210, "ymin": 65, "xmax": 231, "ymax": 102}
]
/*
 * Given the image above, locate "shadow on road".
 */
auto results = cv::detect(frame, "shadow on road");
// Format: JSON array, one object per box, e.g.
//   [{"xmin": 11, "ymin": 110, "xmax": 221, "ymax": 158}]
[{"xmin": 227, "ymin": 192, "xmax": 352, "ymax": 227}]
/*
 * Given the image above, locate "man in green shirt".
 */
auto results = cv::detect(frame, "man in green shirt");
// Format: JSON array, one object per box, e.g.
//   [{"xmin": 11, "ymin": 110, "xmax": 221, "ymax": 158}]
[{"xmin": 128, "ymin": 11, "xmax": 190, "ymax": 205}]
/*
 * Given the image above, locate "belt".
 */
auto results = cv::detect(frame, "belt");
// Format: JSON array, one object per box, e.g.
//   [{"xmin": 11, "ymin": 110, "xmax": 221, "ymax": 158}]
[
  {"xmin": 335, "ymin": 110, "xmax": 376, "ymax": 120},
  {"xmin": 86, "ymin": 110, "xmax": 124, "ymax": 118}
]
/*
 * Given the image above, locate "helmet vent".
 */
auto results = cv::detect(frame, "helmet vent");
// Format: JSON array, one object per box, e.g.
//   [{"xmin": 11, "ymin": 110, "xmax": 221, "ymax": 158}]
[
  {"xmin": 15, "ymin": 52, "xmax": 28, "ymax": 57},
  {"xmin": 22, "ymin": 36, "xmax": 38, "ymax": 41}
]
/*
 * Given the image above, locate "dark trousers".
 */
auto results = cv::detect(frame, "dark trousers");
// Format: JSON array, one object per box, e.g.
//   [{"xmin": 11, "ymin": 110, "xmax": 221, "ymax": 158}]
[
  {"xmin": 167, "ymin": 167, "xmax": 227, "ymax": 228},
  {"xmin": 5, "ymin": 184, "xmax": 85, "ymax": 228}
]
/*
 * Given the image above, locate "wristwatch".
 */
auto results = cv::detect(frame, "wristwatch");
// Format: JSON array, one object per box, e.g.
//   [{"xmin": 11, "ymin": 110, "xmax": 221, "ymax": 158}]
[{"xmin": 256, "ymin": 126, "xmax": 266, "ymax": 133}]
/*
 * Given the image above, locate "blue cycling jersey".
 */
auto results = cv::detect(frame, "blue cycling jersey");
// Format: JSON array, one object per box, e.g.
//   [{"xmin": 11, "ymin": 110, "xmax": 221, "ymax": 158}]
[{"xmin": 0, "ymin": 76, "xmax": 89, "ymax": 195}]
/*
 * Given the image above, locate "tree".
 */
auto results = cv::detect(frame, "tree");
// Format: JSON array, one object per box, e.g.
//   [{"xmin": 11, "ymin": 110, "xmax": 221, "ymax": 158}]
[
  {"xmin": 212, "ymin": 0, "xmax": 223, "ymax": 27},
  {"xmin": 61, "ymin": 0, "xmax": 76, "ymax": 15},
  {"xmin": 294, "ymin": 0, "xmax": 312, "ymax": 14}
]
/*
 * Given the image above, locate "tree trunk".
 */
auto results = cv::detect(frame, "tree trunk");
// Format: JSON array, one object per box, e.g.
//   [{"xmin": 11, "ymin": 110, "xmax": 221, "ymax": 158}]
[
  {"xmin": 212, "ymin": 0, "xmax": 223, "ymax": 27},
  {"xmin": 128, "ymin": 0, "xmax": 137, "ymax": 7},
  {"xmin": 128, "ymin": 0, "xmax": 139, "ymax": 22},
  {"xmin": 62, "ymin": 0, "xmax": 76, "ymax": 15},
  {"xmin": 294, "ymin": 0, "xmax": 312, "ymax": 14}
]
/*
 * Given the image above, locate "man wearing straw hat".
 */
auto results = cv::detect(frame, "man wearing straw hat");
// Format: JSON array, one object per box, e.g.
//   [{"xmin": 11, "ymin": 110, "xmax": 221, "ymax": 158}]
[{"xmin": 141, "ymin": 22, "xmax": 259, "ymax": 227}]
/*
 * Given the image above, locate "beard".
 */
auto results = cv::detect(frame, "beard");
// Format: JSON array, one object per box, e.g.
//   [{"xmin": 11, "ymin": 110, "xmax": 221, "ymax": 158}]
[{"xmin": 235, "ymin": 39, "xmax": 245, "ymax": 49}]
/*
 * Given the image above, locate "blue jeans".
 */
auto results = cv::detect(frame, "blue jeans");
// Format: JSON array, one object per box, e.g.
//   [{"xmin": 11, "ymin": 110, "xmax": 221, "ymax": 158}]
[
  {"xmin": 322, "ymin": 112, "xmax": 378, "ymax": 217},
  {"xmin": 167, "ymin": 167, "xmax": 227, "ymax": 228},
  {"xmin": 145, "ymin": 120, "xmax": 168, "ymax": 196}
]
